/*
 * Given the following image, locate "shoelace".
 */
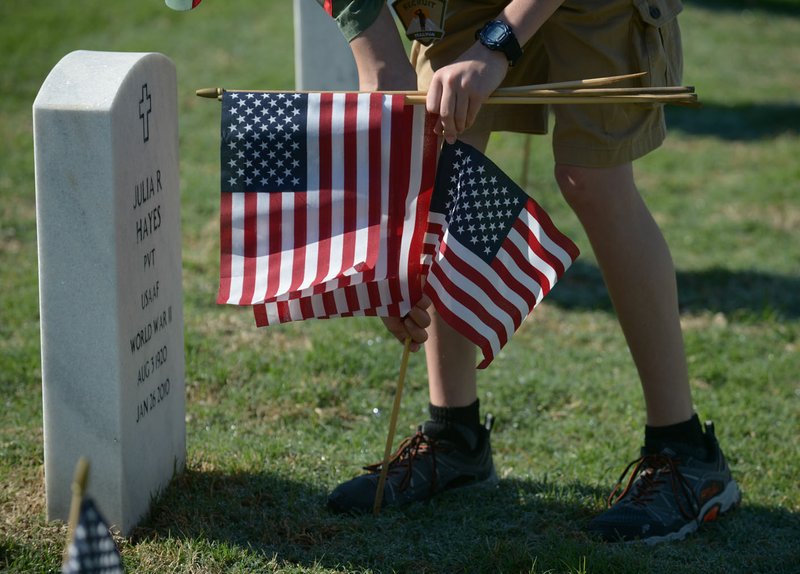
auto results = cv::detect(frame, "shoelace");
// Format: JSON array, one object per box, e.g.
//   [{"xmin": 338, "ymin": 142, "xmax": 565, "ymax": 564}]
[
  {"xmin": 606, "ymin": 453, "xmax": 700, "ymax": 520},
  {"xmin": 363, "ymin": 429, "xmax": 440, "ymax": 494}
]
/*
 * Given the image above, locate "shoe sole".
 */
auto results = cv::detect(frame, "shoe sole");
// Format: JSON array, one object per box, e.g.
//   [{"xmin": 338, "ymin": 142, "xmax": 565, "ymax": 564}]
[
  {"xmin": 448, "ymin": 465, "xmax": 500, "ymax": 492},
  {"xmin": 636, "ymin": 479, "xmax": 742, "ymax": 545}
]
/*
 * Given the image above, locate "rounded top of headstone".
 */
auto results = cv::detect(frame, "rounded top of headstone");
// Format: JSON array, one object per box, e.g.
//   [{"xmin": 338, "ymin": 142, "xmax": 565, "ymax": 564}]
[{"xmin": 34, "ymin": 51, "xmax": 174, "ymax": 111}]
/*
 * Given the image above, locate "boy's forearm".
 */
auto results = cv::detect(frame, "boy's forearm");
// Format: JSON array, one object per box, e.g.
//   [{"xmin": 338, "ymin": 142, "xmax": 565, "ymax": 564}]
[
  {"xmin": 495, "ymin": 0, "xmax": 564, "ymax": 45},
  {"xmin": 318, "ymin": 0, "xmax": 415, "ymax": 90},
  {"xmin": 349, "ymin": 6, "xmax": 416, "ymax": 90}
]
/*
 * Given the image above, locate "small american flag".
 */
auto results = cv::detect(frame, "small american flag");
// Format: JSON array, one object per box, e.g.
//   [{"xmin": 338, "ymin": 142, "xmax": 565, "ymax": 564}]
[
  {"xmin": 219, "ymin": 91, "xmax": 437, "ymax": 322},
  {"xmin": 62, "ymin": 499, "xmax": 123, "ymax": 574},
  {"xmin": 425, "ymin": 140, "xmax": 580, "ymax": 368}
]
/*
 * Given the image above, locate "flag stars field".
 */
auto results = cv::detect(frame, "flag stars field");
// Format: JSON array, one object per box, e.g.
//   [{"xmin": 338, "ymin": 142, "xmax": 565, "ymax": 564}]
[
  {"xmin": 444, "ymin": 151, "xmax": 526, "ymax": 260},
  {"xmin": 223, "ymin": 92, "xmax": 306, "ymax": 192}
]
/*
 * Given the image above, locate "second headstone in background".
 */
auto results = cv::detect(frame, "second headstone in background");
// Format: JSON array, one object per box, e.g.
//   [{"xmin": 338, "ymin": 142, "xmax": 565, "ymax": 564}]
[{"xmin": 293, "ymin": 0, "xmax": 358, "ymax": 91}]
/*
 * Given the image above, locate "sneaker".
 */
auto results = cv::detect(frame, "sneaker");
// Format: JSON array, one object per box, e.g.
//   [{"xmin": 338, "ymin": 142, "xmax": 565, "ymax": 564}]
[
  {"xmin": 328, "ymin": 415, "xmax": 498, "ymax": 513},
  {"xmin": 587, "ymin": 421, "xmax": 741, "ymax": 544}
]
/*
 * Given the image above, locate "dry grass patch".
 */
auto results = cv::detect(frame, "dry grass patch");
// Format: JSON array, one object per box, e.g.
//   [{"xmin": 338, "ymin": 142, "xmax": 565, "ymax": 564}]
[
  {"xmin": 0, "ymin": 464, "xmax": 67, "ymax": 556},
  {"xmin": 713, "ymin": 201, "xmax": 800, "ymax": 234},
  {"xmin": 189, "ymin": 307, "xmax": 313, "ymax": 356}
]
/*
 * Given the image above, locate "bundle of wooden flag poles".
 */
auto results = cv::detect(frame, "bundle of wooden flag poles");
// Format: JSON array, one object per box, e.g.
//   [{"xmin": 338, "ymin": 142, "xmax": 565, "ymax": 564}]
[
  {"xmin": 196, "ymin": 71, "xmax": 699, "ymax": 107},
  {"xmin": 198, "ymin": 72, "xmax": 697, "ymax": 516}
]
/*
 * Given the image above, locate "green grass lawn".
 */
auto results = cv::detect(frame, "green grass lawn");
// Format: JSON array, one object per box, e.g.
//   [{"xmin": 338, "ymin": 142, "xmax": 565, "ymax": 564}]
[{"xmin": 1, "ymin": 1, "xmax": 799, "ymax": 572}]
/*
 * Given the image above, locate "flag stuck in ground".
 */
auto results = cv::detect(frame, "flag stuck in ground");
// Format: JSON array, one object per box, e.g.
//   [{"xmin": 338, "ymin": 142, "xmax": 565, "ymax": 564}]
[
  {"xmin": 425, "ymin": 140, "xmax": 580, "ymax": 368},
  {"xmin": 62, "ymin": 498, "xmax": 123, "ymax": 574}
]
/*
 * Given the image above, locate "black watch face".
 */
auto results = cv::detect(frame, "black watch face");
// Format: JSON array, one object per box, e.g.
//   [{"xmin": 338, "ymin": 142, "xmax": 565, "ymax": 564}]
[{"xmin": 484, "ymin": 23, "xmax": 510, "ymax": 45}]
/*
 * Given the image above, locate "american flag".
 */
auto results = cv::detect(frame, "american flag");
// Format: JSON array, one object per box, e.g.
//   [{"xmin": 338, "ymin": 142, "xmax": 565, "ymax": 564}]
[
  {"xmin": 62, "ymin": 499, "xmax": 123, "ymax": 574},
  {"xmin": 219, "ymin": 91, "xmax": 437, "ymax": 323},
  {"xmin": 424, "ymin": 141, "xmax": 580, "ymax": 368}
]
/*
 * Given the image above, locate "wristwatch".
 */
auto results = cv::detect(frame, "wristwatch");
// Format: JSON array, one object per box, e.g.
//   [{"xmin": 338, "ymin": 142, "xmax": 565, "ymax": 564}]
[{"xmin": 475, "ymin": 20, "xmax": 523, "ymax": 67}]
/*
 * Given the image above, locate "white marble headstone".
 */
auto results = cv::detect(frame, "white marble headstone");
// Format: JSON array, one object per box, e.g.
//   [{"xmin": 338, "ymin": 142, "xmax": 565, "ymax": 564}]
[
  {"xmin": 293, "ymin": 0, "xmax": 358, "ymax": 90},
  {"xmin": 34, "ymin": 50, "xmax": 186, "ymax": 536}
]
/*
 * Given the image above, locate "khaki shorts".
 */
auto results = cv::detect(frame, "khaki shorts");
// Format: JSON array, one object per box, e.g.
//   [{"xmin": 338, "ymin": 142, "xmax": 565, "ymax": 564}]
[{"xmin": 411, "ymin": 0, "xmax": 684, "ymax": 167}]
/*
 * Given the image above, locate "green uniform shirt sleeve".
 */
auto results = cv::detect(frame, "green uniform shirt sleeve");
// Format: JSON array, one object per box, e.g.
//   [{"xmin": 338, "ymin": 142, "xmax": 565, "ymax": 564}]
[{"xmin": 314, "ymin": 0, "xmax": 385, "ymax": 42}]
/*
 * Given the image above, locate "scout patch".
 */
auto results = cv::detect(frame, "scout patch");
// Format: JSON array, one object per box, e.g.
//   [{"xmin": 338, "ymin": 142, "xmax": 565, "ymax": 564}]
[{"xmin": 392, "ymin": 0, "xmax": 447, "ymax": 45}]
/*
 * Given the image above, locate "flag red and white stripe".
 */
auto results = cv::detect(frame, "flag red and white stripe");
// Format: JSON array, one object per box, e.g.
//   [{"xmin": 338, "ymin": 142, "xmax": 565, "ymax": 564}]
[
  {"xmin": 218, "ymin": 91, "xmax": 437, "ymax": 324},
  {"xmin": 424, "ymin": 141, "xmax": 580, "ymax": 368}
]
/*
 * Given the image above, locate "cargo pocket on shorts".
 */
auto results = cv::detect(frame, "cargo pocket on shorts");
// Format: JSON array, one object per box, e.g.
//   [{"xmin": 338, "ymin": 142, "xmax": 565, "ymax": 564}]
[{"xmin": 633, "ymin": 0, "xmax": 684, "ymax": 87}]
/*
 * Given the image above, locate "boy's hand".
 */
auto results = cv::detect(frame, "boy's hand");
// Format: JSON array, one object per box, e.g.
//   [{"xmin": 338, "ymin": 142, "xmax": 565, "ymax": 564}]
[
  {"xmin": 380, "ymin": 294, "xmax": 432, "ymax": 352},
  {"xmin": 425, "ymin": 42, "xmax": 509, "ymax": 143}
]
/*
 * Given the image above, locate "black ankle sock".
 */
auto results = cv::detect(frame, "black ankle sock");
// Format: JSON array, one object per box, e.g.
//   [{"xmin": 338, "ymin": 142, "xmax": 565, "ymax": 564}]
[
  {"xmin": 424, "ymin": 400, "xmax": 481, "ymax": 450},
  {"xmin": 429, "ymin": 399, "xmax": 481, "ymax": 428},
  {"xmin": 645, "ymin": 413, "xmax": 706, "ymax": 456}
]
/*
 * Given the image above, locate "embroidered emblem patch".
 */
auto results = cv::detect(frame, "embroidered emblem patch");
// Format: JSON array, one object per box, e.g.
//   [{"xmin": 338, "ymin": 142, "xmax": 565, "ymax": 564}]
[{"xmin": 392, "ymin": 0, "xmax": 447, "ymax": 45}]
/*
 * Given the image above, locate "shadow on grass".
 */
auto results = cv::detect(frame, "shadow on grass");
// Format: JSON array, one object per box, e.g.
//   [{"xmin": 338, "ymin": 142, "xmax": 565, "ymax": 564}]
[
  {"xmin": 666, "ymin": 102, "xmax": 800, "ymax": 140},
  {"xmin": 132, "ymin": 468, "xmax": 604, "ymax": 572},
  {"xmin": 133, "ymin": 468, "xmax": 799, "ymax": 573},
  {"xmin": 550, "ymin": 261, "xmax": 800, "ymax": 319}
]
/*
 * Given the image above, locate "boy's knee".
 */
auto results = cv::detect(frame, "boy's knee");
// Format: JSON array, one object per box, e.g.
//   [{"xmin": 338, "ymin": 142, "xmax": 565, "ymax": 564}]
[
  {"xmin": 554, "ymin": 163, "xmax": 635, "ymax": 213},
  {"xmin": 554, "ymin": 164, "xmax": 595, "ymax": 210}
]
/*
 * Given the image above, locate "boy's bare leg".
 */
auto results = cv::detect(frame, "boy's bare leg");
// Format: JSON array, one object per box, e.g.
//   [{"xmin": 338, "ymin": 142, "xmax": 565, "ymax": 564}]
[{"xmin": 554, "ymin": 162, "xmax": 694, "ymax": 427}]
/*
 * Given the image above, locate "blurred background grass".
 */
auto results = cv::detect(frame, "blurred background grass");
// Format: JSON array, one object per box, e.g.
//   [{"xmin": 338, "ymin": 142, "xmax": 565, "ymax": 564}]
[{"xmin": 1, "ymin": 1, "xmax": 798, "ymax": 572}]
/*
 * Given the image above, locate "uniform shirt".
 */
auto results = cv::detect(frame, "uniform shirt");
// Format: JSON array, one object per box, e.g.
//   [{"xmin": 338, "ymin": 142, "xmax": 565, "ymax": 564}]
[{"xmin": 316, "ymin": 0, "xmax": 384, "ymax": 41}]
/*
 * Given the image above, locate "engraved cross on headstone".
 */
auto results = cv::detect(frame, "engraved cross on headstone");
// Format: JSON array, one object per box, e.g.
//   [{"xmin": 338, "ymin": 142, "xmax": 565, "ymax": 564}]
[{"xmin": 139, "ymin": 84, "xmax": 152, "ymax": 143}]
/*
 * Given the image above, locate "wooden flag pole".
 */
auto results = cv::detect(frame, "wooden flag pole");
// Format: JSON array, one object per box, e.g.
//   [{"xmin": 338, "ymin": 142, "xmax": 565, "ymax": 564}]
[
  {"xmin": 496, "ymin": 71, "xmax": 648, "ymax": 93},
  {"xmin": 196, "ymin": 72, "xmax": 654, "ymax": 100},
  {"xmin": 520, "ymin": 134, "xmax": 532, "ymax": 191},
  {"xmin": 373, "ymin": 337, "xmax": 412, "ymax": 516},
  {"xmin": 63, "ymin": 457, "xmax": 90, "ymax": 564},
  {"xmin": 502, "ymin": 71, "xmax": 648, "ymax": 91},
  {"xmin": 385, "ymin": 72, "xmax": 655, "ymax": 96},
  {"xmin": 197, "ymin": 87, "xmax": 697, "ymax": 107},
  {"xmin": 499, "ymin": 86, "xmax": 694, "ymax": 96},
  {"xmin": 403, "ymin": 93, "xmax": 698, "ymax": 106}
]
